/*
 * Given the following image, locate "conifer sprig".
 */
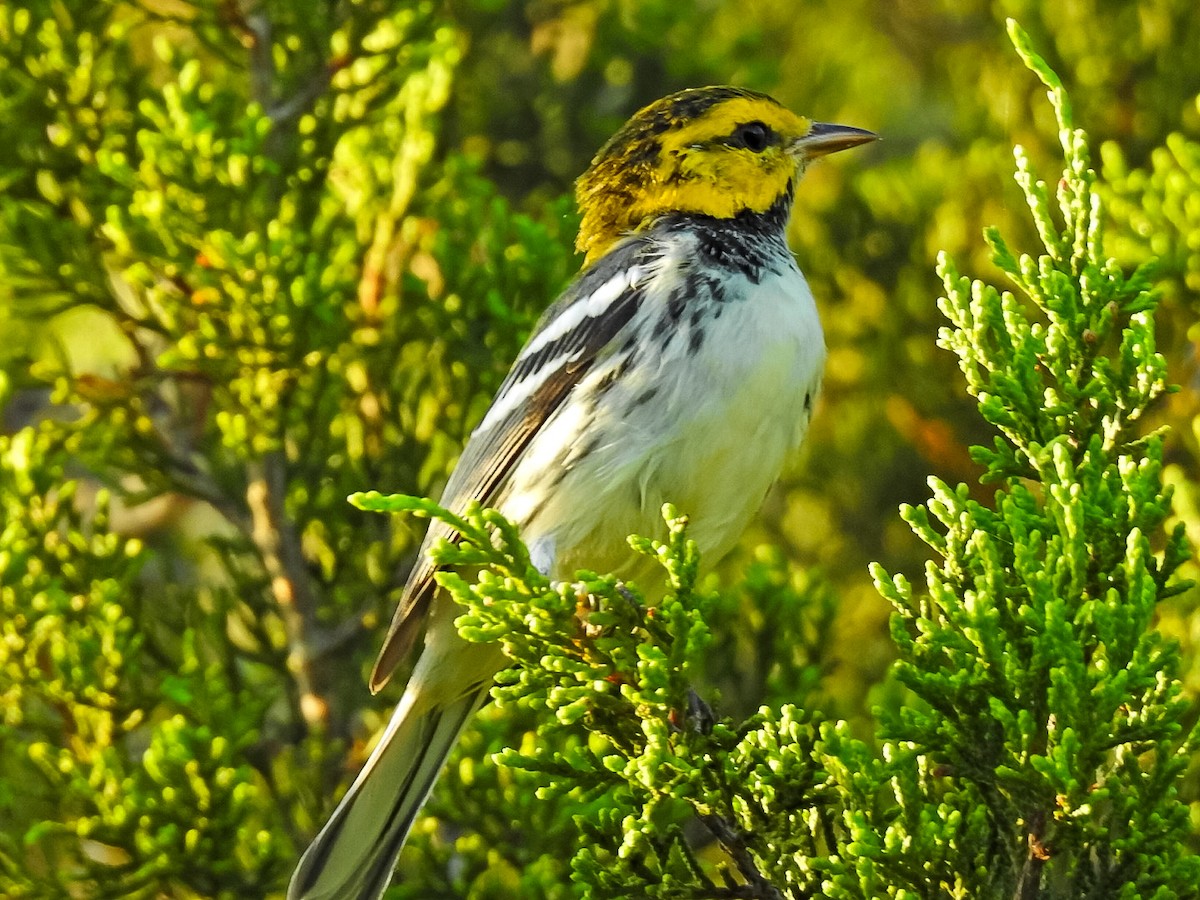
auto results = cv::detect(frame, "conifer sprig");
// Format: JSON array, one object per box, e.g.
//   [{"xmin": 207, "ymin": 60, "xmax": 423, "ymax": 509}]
[{"xmin": 869, "ymin": 21, "xmax": 1199, "ymax": 896}]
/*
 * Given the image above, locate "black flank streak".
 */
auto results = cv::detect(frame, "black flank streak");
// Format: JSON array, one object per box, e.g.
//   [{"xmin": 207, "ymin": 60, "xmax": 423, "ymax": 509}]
[
  {"xmin": 702, "ymin": 273, "xmax": 728, "ymax": 303},
  {"xmin": 569, "ymin": 433, "xmax": 604, "ymax": 469},
  {"xmin": 543, "ymin": 445, "xmax": 575, "ymax": 492},
  {"xmin": 633, "ymin": 387, "xmax": 659, "ymax": 408},
  {"xmin": 667, "ymin": 285, "xmax": 687, "ymax": 322},
  {"xmin": 652, "ymin": 314, "xmax": 672, "ymax": 340},
  {"xmin": 656, "ymin": 310, "xmax": 682, "ymax": 343},
  {"xmin": 593, "ymin": 357, "xmax": 630, "ymax": 397},
  {"xmin": 688, "ymin": 327, "xmax": 705, "ymax": 354}
]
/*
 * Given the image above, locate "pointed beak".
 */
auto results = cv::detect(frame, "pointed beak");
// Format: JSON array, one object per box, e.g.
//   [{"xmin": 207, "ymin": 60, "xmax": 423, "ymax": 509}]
[{"xmin": 790, "ymin": 122, "xmax": 878, "ymax": 160}]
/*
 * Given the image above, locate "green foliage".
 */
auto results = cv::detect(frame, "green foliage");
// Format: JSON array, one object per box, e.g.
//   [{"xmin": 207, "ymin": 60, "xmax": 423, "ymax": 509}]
[
  {"xmin": 0, "ymin": 423, "xmax": 288, "ymax": 898},
  {"xmin": 352, "ymin": 494, "xmax": 848, "ymax": 898},
  {"xmin": 0, "ymin": 0, "xmax": 578, "ymax": 895},
  {"xmin": 868, "ymin": 22, "xmax": 1199, "ymax": 896},
  {"xmin": 1, "ymin": 1, "xmax": 1198, "ymax": 899},
  {"xmin": 1103, "ymin": 130, "xmax": 1200, "ymax": 300},
  {"xmin": 347, "ymin": 22, "xmax": 1199, "ymax": 900}
]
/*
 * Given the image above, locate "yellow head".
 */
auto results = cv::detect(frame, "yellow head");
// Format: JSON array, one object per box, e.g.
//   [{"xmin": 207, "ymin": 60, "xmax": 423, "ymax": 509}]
[{"xmin": 575, "ymin": 86, "xmax": 876, "ymax": 264}]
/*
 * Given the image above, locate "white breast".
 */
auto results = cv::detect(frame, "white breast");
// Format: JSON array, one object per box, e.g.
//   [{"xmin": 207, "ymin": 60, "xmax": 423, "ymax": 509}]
[{"xmin": 501, "ymin": 234, "xmax": 825, "ymax": 581}]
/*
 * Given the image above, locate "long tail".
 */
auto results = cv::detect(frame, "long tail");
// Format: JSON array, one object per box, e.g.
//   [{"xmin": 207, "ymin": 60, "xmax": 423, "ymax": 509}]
[{"xmin": 288, "ymin": 685, "xmax": 489, "ymax": 900}]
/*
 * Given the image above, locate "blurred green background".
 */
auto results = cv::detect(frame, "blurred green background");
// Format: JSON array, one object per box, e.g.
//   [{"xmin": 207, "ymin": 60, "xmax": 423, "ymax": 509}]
[{"xmin": 2, "ymin": 0, "xmax": 1198, "ymax": 896}]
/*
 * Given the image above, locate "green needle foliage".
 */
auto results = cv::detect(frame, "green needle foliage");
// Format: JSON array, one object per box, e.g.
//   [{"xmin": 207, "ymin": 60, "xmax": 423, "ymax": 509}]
[
  {"xmin": 0, "ymin": 2, "xmax": 576, "ymax": 896},
  {"xmin": 2, "ymin": 2, "xmax": 1198, "ymax": 898},
  {"xmin": 873, "ymin": 22, "xmax": 1197, "ymax": 896},
  {"xmin": 1102, "ymin": 101, "xmax": 1200, "ymax": 700},
  {"xmin": 0, "ymin": 388, "xmax": 289, "ymax": 897},
  {"xmin": 351, "ymin": 23, "xmax": 1199, "ymax": 900},
  {"xmin": 351, "ymin": 492, "xmax": 843, "ymax": 899}
]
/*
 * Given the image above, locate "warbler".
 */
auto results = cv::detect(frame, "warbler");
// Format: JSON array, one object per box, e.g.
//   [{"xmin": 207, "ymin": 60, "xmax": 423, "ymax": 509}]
[{"xmin": 289, "ymin": 85, "xmax": 875, "ymax": 900}]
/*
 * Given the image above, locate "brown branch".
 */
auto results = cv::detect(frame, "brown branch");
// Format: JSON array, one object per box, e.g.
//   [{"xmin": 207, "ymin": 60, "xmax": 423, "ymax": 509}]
[
  {"xmin": 228, "ymin": 2, "xmax": 348, "ymax": 739},
  {"xmin": 240, "ymin": 6, "xmax": 275, "ymax": 109},
  {"xmin": 1012, "ymin": 810, "xmax": 1049, "ymax": 900},
  {"xmin": 246, "ymin": 453, "xmax": 334, "ymax": 734}
]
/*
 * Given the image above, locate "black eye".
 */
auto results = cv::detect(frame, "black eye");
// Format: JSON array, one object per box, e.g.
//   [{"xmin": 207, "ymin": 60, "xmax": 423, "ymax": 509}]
[{"xmin": 729, "ymin": 121, "xmax": 772, "ymax": 152}]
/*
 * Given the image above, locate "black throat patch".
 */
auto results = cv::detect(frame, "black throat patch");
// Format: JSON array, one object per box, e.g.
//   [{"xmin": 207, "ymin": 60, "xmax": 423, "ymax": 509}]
[{"xmin": 654, "ymin": 185, "xmax": 793, "ymax": 283}]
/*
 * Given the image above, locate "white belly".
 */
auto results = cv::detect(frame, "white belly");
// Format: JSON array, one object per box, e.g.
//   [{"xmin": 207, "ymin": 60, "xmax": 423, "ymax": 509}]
[{"xmin": 501, "ymin": 255, "xmax": 825, "ymax": 582}]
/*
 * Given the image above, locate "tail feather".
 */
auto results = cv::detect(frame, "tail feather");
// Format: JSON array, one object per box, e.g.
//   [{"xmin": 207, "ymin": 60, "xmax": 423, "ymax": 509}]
[{"xmin": 288, "ymin": 687, "xmax": 488, "ymax": 900}]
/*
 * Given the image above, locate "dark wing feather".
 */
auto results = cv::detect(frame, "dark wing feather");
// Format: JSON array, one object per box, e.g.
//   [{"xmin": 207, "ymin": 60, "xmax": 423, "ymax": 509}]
[{"xmin": 369, "ymin": 237, "xmax": 655, "ymax": 690}]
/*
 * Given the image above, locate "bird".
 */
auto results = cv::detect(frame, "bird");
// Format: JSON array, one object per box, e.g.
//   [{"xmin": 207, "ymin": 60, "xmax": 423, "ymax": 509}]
[{"xmin": 288, "ymin": 85, "xmax": 875, "ymax": 900}]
